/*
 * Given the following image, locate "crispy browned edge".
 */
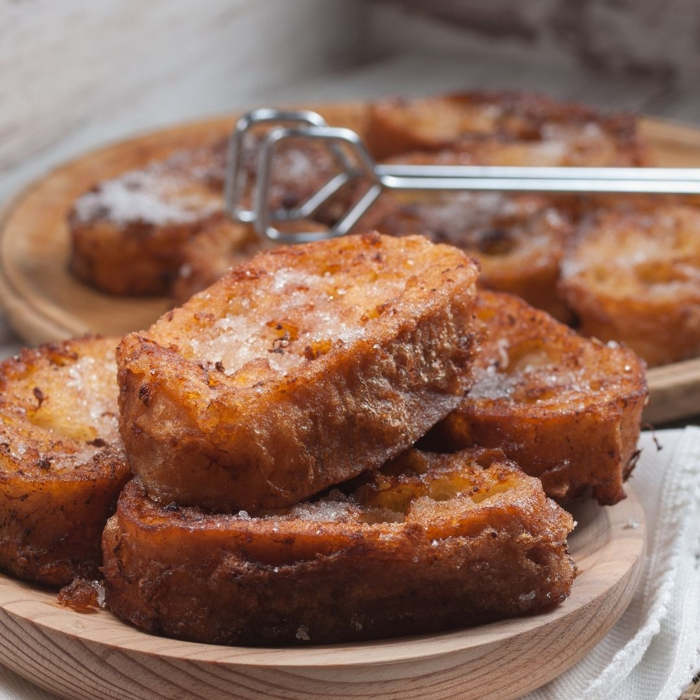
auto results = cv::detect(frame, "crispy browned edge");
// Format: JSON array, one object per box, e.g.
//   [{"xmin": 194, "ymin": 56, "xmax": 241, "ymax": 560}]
[
  {"xmin": 117, "ymin": 233, "xmax": 480, "ymax": 513},
  {"xmin": 425, "ymin": 291, "xmax": 648, "ymax": 505},
  {"xmin": 0, "ymin": 337, "xmax": 130, "ymax": 586},
  {"xmin": 366, "ymin": 90, "xmax": 646, "ymax": 162},
  {"xmin": 102, "ymin": 448, "xmax": 575, "ymax": 645}
]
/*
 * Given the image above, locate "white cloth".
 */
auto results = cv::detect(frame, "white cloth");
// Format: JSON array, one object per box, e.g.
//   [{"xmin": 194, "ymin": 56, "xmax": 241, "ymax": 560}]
[
  {"xmin": 0, "ymin": 429, "xmax": 697, "ymax": 699},
  {"xmin": 528, "ymin": 428, "xmax": 700, "ymax": 700}
]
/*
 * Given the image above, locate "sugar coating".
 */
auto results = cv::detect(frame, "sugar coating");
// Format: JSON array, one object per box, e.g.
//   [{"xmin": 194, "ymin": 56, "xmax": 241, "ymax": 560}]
[
  {"xmin": 73, "ymin": 159, "xmax": 221, "ymax": 227},
  {"xmin": 395, "ymin": 192, "xmax": 562, "ymax": 254},
  {"xmin": 466, "ymin": 294, "xmax": 641, "ymax": 409},
  {"xmin": 0, "ymin": 341, "xmax": 121, "ymax": 472},
  {"xmin": 65, "ymin": 355, "xmax": 119, "ymax": 429},
  {"xmin": 469, "ymin": 361, "xmax": 593, "ymax": 406},
  {"xmin": 287, "ymin": 500, "xmax": 359, "ymax": 522},
  {"xmin": 182, "ymin": 265, "xmax": 410, "ymax": 381}
]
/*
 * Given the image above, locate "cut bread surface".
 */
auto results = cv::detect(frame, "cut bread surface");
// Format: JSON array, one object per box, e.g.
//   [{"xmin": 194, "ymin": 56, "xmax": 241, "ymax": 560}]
[
  {"xmin": 426, "ymin": 291, "xmax": 647, "ymax": 505},
  {"xmin": 0, "ymin": 337, "xmax": 129, "ymax": 586},
  {"xmin": 102, "ymin": 447, "xmax": 575, "ymax": 645},
  {"xmin": 118, "ymin": 232, "xmax": 479, "ymax": 512}
]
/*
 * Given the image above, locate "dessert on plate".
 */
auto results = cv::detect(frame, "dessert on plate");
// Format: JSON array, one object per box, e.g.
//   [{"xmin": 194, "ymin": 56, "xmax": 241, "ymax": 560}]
[{"xmin": 0, "ymin": 336, "xmax": 128, "ymax": 585}]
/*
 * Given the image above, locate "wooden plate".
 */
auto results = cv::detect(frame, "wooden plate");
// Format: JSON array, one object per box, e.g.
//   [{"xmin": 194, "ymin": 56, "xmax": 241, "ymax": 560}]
[
  {"xmin": 0, "ymin": 488, "xmax": 644, "ymax": 700},
  {"xmin": 0, "ymin": 105, "xmax": 698, "ymax": 423}
]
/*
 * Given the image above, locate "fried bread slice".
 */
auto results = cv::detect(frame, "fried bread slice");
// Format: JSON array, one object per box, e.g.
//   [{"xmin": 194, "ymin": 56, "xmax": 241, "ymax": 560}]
[
  {"xmin": 102, "ymin": 447, "xmax": 575, "ymax": 645},
  {"xmin": 0, "ymin": 337, "xmax": 129, "ymax": 586},
  {"xmin": 69, "ymin": 135, "xmax": 347, "ymax": 296},
  {"xmin": 560, "ymin": 202, "xmax": 700, "ymax": 366},
  {"xmin": 118, "ymin": 232, "xmax": 479, "ymax": 512},
  {"xmin": 425, "ymin": 291, "xmax": 647, "ymax": 505},
  {"xmin": 69, "ymin": 142, "xmax": 227, "ymax": 295},
  {"xmin": 367, "ymin": 91, "xmax": 645, "ymax": 163},
  {"xmin": 362, "ymin": 187, "xmax": 573, "ymax": 321}
]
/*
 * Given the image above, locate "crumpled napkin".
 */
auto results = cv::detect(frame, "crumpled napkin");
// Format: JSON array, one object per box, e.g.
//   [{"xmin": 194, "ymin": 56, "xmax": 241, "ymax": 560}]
[
  {"xmin": 0, "ymin": 429, "xmax": 698, "ymax": 699},
  {"xmin": 528, "ymin": 427, "xmax": 700, "ymax": 700}
]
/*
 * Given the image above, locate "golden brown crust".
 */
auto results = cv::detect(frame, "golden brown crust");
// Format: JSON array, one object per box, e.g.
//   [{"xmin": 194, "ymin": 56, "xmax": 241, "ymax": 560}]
[
  {"xmin": 118, "ymin": 233, "xmax": 479, "ymax": 512},
  {"xmin": 360, "ymin": 183, "xmax": 573, "ymax": 321},
  {"xmin": 425, "ymin": 291, "xmax": 647, "ymax": 505},
  {"xmin": 367, "ymin": 91, "xmax": 646, "ymax": 164},
  {"xmin": 560, "ymin": 202, "xmax": 700, "ymax": 366},
  {"xmin": 0, "ymin": 337, "xmax": 130, "ymax": 586},
  {"xmin": 103, "ymin": 448, "xmax": 575, "ymax": 645}
]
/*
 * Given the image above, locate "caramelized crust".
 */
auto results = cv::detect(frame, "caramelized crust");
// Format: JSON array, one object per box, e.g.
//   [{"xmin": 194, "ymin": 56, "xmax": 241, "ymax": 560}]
[
  {"xmin": 103, "ymin": 448, "xmax": 575, "ymax": 645},
  {"xmin": 0, "ymin": 337, "xmax": 129, "ymax": 586},
  {"xmin": 118, "ymin": 233, "xmax": 479, "ymax": 512},
  {"xmin": 560, "ymin": 202, "xmax": 700, "ymax": 366},
  {"xmin": 426, "ymin": 292, "xmax": 647, "ymax": 505},
  {"xmin": 367, "ymin": 91, "xmax": 646, "ymax": 164},
  {"xmin": 362, "ymin": 185, "xmax": 573, "ymax": 321}
]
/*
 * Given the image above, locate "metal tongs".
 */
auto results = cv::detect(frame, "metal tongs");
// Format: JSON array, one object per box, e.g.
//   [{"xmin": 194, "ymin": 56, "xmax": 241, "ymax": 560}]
[{"xmin": 225, "ymin": 107, "xmax": 700, "ymax": 244}]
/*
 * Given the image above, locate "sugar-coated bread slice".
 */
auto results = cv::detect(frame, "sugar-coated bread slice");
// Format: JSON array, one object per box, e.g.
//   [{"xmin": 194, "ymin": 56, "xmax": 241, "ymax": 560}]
[
  {"xmin": 560, "ymin": 202, "xmax": 700, "ymax": 366},
  {"xmin": 426, "ymin": 291, "xmax": 647, "ymax": 505},
  {"xmin": 69, "ymin": 142, "xmax": 227, "ymax": 296},
  {"xmin": 367, "ymin": 91, "xmax": 646, "ymax": 163},
  {"xmin": 69, "ymin": 135, "xmax": 345, "ymax": 297},
  {"xmin": 102, "ymin": 447, "xmax": 575, "ymax": 645},
  {"xmin": 117, "ymin": 232, "xmax": 479, "ymax": 512},
  {"xmin": 0, "ymin": 337, "xmax": 129, "ymax": 586}
]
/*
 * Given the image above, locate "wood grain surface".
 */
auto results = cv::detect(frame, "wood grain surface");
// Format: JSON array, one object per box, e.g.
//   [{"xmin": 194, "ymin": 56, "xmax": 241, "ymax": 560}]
[
  {"xmin": 0, "ymin": 105, "xmax": 698, "ymax": 424},
  {"xmin": 0, "ymin": 488, "xmax": 645, "ymax": 700}
]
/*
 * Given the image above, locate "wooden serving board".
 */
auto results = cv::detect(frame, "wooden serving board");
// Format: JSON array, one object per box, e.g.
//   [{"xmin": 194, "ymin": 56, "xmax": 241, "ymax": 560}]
[
  {"xmin": 0, "ymin": 489, "xmax": 644, "ymax": 700},
  {"xmin": 0, "ymin": 105, "xmax": 698, "ymax": 423}
]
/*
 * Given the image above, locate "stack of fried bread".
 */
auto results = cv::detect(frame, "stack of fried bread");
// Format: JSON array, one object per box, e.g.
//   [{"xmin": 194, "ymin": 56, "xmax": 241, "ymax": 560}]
[{"xmin": 0, "ymin": 229, "xmax": 648, "ymax": 645}]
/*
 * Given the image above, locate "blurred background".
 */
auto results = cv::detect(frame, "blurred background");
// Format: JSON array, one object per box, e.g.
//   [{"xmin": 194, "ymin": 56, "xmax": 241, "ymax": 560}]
[{"xmin": 3, "ymin": 0, "xmax": 700, "ymax": 206}]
